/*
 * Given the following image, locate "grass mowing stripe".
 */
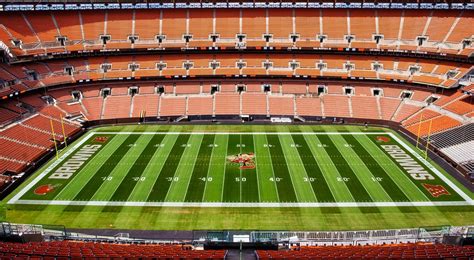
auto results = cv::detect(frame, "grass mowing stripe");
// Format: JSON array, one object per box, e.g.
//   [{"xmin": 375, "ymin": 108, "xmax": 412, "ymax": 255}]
[
  {"xmin": 240, "ymin": 134, "xmax": 259, "ymax": 202},
  {"xmin": 109, "ymin": 134, "xmax": 165, "ymax": 202},
  {"xmin": 146, "ymin": 134, "xmax": 191, "ymax": 202},
  {"xmin": 266, "ymin": 134, "xmax": 298, "ymax": 203},
  {"xmin": 165, "ymin": 134, "xmax": 204, "ymax": 202},
  {"xmin": 278, "ymin": 134, "xmax": 316, "ymax": 202},
  {"xmin": 292, "ymin": 135, "xmax": 335, "ymax": 202},
  {"xmin": 73, "ymin": 135, "xmax": 140, "ymax": 201},
  {"xmin": 202, "ymin": 134, "xmax": 228, "ymax": 202},
  {"xmin": 184, "ymin": 135, "xmax": 216, "ymax": 202},
  {"xmin": 317, "ymin": 135, "xmax": 373, "ymax": 202},
  {"xmin": 223, "ymin": 135, "xmax": 241, "ymax": 202},
  {"xmin": 367, "ymin": 136, "xmax": 463, "ymax": 202},
  {"xmin": 343, "ymin": 135, "xmax": 409, "ymax": 202},
  {"xmin": 253, "ymin": 134, "xmax": 279, "ymax": 202}
]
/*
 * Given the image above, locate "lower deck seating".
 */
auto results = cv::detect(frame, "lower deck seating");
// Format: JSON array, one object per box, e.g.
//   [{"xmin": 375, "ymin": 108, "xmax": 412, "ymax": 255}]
[
  {"xmin": 0, "ymin": 241, "xmax": 227, "ymax": 259},
  {"xmin": 256, "ymin": 243, "xmax": 474, "ymax": 259}
]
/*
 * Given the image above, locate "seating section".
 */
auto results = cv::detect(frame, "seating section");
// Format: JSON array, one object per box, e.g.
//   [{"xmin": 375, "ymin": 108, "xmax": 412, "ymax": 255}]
[
  {"xmin": 0, "ymin": 109, "xmax": 81, "ymax": 174},
  {"xmin": 0, "ymin": 54, "xmax": 470, "ymax": 94},
  {"xmin": 256, "ymin": 243, "xmax": 474, "ymax": 259},
  {"xmin": 1, "ymin": 10, "xmax": 472, "ymax": 57},
  {"xmin": 0, "ymin": 241, "xmax": 227, "ymax": 259}
]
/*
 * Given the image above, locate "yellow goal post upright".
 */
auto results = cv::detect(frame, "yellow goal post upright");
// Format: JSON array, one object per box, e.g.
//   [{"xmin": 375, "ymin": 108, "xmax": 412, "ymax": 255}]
[
  {"xmin": 424, "ymin": 119, "xmax": 434, "ymax": 160},
  {"xmin": 49, "ymin": 119, "xmax": 59, "ymax": 160},
  {"xmin": 60, "ymin": 114, "xmax": 68, "ymax": 148},
  {"xmin": 415, "ymin": 113, "xmax": 424, "ymax": 150}
]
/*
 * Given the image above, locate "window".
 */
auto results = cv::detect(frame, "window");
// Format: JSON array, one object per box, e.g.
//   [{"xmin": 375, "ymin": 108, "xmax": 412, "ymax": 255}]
[
  {"xmin": 462, "ymin": 39, "xmax": 472, "ymax": 49},
  {"xmin": 236, "ymin": 34, "xmax": 246, "ymax": 42},
  {"xmin": 11, "ymin": 39, "xmax": 22, "ymax": 47},
  {"xmin": 26, "ymin": 70, "xmax": 38, "ymax": 81}
]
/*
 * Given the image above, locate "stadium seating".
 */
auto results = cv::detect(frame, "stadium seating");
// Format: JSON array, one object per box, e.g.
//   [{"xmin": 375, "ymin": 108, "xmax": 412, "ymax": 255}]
[
  {"xmin": 0, "ymin": 241, "xmax": 227, "ymax": 259},
  {"xmin": 1, "ymin": 10, "xmax": 472, "ymax": 57},
  {"xmin": 256, "ymin": 243, "xmax": 474, "ymax": 259}
]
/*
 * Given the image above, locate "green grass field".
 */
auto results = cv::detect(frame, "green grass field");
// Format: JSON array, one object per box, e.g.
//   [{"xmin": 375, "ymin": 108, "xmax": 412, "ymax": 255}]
[{"xmin": 2, "ymin": 124, "xmax": 473, "ymax": 231}]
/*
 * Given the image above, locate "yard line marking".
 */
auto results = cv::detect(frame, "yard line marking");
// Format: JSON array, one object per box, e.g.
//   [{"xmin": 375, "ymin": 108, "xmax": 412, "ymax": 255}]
[
  {"xmin": 388, "ymin": 133, "xmax": 473, "ymax": 204},
  {"xmin": 12, "ymin": 199, "xmax": 472, "ymax": 208},
  {"xmin": 8, "ymin": 132, "xmax": 95, "ymax": 204},
  {"xmin": 95, "ymin": 132, "xmax": 387, "ymax": 135}
]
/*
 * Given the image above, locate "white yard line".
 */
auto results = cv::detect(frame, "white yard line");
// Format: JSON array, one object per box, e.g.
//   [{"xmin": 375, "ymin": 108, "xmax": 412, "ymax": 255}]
[
  {"xmin": 11, "ymin": 200, "xmax": 472, "ymax": 208},
  {"xmin": 96, "ymin": 132, "xmax": 387, "ymax": 135},
  {"xmin": 8, "ymin": 132, "xmax": 95, "ymax": 204},
  {"xmin": 388, "ymin": 133, "xmax": 474, "ymax": 204}
]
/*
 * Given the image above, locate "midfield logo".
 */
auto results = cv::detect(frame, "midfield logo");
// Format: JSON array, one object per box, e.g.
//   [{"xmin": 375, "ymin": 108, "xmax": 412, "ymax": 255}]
[
  {"xmin": 227, "ymin": 153, "xmax": 256, "ymax": 170},
  {"xmin": 422, "ymin": 183, "xmax": 450, "ymax": 197},
  {"xmin": 34, "ymin": 184, "xmax": 61, "ymax": 195}
]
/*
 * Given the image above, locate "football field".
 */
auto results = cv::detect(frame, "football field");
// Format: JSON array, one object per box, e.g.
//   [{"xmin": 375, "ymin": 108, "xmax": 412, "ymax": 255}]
[{"xmin": 3, "ymin": 125, "xmax": 474, "ymax": 230}]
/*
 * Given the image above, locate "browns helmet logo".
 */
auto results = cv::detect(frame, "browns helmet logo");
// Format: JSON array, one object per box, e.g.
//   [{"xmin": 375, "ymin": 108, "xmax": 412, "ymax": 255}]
[
  {"xmin": 34, "ymin": 184, "xmax": 61, "ymax": 195},
  {"xmin": 94, "ymin": 136, "xmax": 109, "ymax": 143},
  {"xmin": 376, "ymin": 136, "xmax": 391, "ymax": 143},
  {"xmin": 227, "ymin": 153, "xmax": 256, "ymax": 170},
  {"xmin": 422, "ymin": 183, "xmax": 450, "ymax": 198}
]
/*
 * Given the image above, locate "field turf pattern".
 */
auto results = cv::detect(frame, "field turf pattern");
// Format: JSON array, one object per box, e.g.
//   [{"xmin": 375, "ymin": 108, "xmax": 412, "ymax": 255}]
[{"xmin": 2, "ymin": 125, "xmax": 473, "ymax": 231}]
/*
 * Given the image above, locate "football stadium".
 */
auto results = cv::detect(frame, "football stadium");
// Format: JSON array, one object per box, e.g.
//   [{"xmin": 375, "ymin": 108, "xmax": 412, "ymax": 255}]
[{"xmin": 0, "ymin": 0, "xmax": 473, "ymax": 258}]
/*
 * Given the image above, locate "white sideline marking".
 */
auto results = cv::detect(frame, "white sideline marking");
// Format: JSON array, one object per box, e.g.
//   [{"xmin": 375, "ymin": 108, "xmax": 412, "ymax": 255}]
[
  {"xmin": 10, "ymin": 200, "xmax": 473, "ymax": 208},
  {"xmin": 8, "ymin": 131, "xmax": 474, "ymax": 207},
  {"xmin": 8, "ymin": 132, "xmax": 95, "ymax": 205}
]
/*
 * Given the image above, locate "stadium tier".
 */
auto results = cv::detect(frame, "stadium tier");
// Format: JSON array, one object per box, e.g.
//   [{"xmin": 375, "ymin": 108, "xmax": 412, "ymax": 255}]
[
  {"xmin": 0, "ymin": 1, "xmax": 473, "ymax": 252},
  {"xmin": 0, "ymin": 9, "xmax": 472, "ymax": 57}
]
